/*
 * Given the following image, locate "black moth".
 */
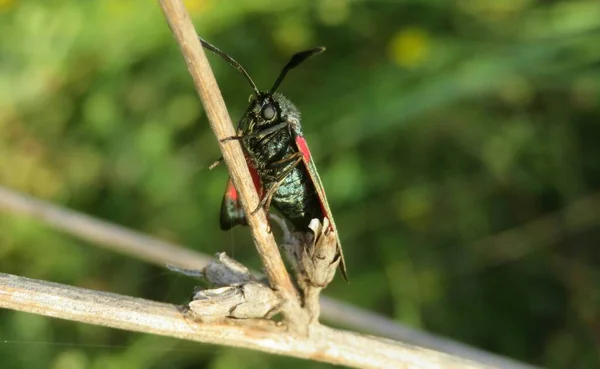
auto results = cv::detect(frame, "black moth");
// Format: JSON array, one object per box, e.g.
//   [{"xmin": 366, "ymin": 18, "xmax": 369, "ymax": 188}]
[{"xmin": 201, "ymin": 38, "xmax": 347, "ymax": 280}]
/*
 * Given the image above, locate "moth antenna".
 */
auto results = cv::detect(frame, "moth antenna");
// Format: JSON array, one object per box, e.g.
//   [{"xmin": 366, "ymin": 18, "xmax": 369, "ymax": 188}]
[
  {"xmin": 199, "ymin": 37, "xmax": 261, "ymax": 97},
  {"xmin": 269, "ymin": 47, "xmax": 325, "ymax": 94}
]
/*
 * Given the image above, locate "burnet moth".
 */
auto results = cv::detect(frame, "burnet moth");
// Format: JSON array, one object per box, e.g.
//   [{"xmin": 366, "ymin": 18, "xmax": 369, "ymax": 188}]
[{"xmin": 201, "ymin": 38, "xmax": 347, "ymax": 280}]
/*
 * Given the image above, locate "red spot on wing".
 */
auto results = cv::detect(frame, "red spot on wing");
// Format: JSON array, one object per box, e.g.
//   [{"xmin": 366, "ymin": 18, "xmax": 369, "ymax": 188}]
[
  {"xmin": 226, "ymin": 158, "xmax": 264, "ymax": 202},
  {"xmin": 225, "ymin": 180, "xmax": 238, "ymax": 201},
  {"xmin": 295, "ymin": 136, "xmax": 312, "ymax": 162},
  {"xmin": 295, "ymin": 136, "xmax": 330, "ymax": 221},
  {"xmin": 248, "ymin": 163, "xmax": 262, "ymax": 194}
]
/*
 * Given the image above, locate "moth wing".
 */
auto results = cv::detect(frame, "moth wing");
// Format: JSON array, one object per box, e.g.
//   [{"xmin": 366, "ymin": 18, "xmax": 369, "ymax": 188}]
[
  {"xmin": 294, "ymin": 135, "xmax": 348, "ymax": 281},
  {"xmin": 219, "ymin": 160, "xmax": 263, "ymax": 230},
  {"xmin": 219, "ymin": 179, "xmax": 246, "ymax": 230}
]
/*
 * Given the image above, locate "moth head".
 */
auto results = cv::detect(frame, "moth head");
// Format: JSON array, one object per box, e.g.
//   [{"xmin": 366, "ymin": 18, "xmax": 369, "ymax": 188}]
[
  {"xmin": 246, "ymin": 93, "xmax": 282, "ymax": 129},
  {"xmin": 244, "ymin": 93, "xmax": 301, "ymax": 132}
]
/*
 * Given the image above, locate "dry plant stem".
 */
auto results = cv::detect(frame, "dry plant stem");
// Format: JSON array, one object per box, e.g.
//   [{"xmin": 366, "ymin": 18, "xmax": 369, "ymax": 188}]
[
  {"xmin": 0, "ymin": 273, "xmax": 485, "ymax": 369},
  {"xmin": 0, "ymin": 186, "xmax": 539, "ymax": 369},
  {"xmin": 304, "ymin": 287, "xmax": 321, "ymax": 325},
  {"xmin": 158, "ymin": 0, "xmax": 298, "ymax": 307},
  {"xmin": 286, "ymin": 219, "xmax": 341, "ymax": 325},
  {"xmin": 0, "ymin": 187, "xmax": 540, "ymax": 369}
]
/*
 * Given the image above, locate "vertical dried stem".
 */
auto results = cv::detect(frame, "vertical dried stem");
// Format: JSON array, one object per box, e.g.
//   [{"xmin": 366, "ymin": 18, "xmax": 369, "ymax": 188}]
[{"xmin": 158, "ymin": 1, "xmax": 299, "ymax": 306}]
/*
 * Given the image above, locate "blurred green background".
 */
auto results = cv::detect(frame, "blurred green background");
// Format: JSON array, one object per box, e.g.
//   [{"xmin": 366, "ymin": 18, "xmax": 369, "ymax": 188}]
[{"xmin": 1, "ymin": 0, "xmax": 600, "ymax": 368}]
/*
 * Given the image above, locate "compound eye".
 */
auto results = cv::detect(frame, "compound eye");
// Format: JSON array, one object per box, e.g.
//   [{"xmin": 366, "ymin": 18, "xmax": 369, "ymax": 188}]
[{"xmin": 261, "ymin": 104, "xmax": 276, "ymax": 120}]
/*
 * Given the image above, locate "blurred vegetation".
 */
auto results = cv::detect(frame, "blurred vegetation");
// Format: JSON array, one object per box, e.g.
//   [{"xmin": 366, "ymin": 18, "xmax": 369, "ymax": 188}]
[{"xmin": 1, "ymin": 0, "xmax": 599, "ymax": 368}]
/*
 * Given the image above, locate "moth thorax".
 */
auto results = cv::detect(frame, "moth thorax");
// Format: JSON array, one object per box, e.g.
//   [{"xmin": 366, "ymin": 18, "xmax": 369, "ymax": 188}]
[{"xmin": 271, "ymin": 93, "xmax": 301, "ymax": 122}]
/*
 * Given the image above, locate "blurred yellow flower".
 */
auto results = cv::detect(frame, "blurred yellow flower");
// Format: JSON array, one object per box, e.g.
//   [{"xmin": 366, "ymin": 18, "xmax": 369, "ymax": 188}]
[
  {"xmin": 0, "ymin": 0, "xmax": 15, "ymax": 11},
  {"xmin": 388, "ymin": 27, "xmax": 431, "ymax": 69},
  {"xmin": 184, "ymin": 0, "xmax": 211, "ymax": 15}
]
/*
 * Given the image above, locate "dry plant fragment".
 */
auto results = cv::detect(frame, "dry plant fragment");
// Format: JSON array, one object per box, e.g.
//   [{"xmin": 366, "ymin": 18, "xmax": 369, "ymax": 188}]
[
  {"xmin": 169, "ymin": 252, "xmax": 283, "ymax": 321},
  {"xmin": 280, "ymin": 218, "xmax": 340, "ymax": 287},
  {"xmin": 299, "ymin": 218, "xmax": 341, "ymax": 288},
  {"xmin": 189, "ymin": 283, "xmax": 281, "ymax": 320},
  {"xmin": 203, "ymin": 253, "xmax": 256, "ymax": 286},
  {"xmin": 278, "ymin": 218, "xmax": 340, "ymax": 324},
  {"xmin": 167, "ymin": 253, "xmax": 256, "ymax": 285},
  {"xmin": 169, "ymin": 219, "xmax": 339, "ymax": 326}
]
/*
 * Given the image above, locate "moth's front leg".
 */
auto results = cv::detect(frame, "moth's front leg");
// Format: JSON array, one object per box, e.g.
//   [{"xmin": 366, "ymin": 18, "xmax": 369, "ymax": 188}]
[
  {"xmin": 251, "ymin": 153, "xmax": 303, "ymax": 215},
  {"xmin": 220, "ymin": 135, "xmax": 244, "ymax": 143}
]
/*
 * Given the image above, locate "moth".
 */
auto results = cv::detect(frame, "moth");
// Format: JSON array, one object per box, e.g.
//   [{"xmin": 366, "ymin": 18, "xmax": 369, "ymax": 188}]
[{"xmin": 201, "ymin": 38, "xmax": 347, "ymax": 280}]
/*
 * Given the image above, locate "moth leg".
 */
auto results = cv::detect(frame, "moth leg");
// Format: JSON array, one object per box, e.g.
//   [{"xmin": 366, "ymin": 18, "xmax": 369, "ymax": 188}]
[
  {"xmin": 220, "ymin": 124, "xmax": 247, "ymax": 143},
  {"xmin": 267, "ymin": 151, "xmax": 303, "ymax": 169},
  {"xmin": 256, "ymin": 123, "xmax": 291, "ymax": 145},
  {"xmin": 251, "ymin": 154, "xmax": 302, "ymax": 233},
  {"xmin": 224, "ymin": 122, "xmax": 289, "ymax": 144},
  {"xmin": 251, "ymin": 153, "xmax": 303, "ymax": 215},
  {"xmin": 209, "ymin": 156, "xmax": 223, "ymax": 170},
  {"xmin": 252, "ymin": 122, "xmax": 289, "ymax": 140},
  {"xmin": 221, "ymin": 135, "xmax": 244, "ymax": 143}
]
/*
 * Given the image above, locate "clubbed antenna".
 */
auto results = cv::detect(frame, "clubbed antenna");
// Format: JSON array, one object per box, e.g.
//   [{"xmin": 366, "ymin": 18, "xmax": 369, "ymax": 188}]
[{"xmin": 269, "ymin": 47, "xmax": 325, "ymax": 94}]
